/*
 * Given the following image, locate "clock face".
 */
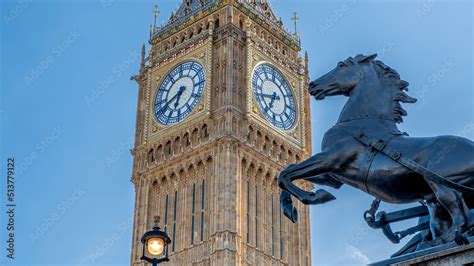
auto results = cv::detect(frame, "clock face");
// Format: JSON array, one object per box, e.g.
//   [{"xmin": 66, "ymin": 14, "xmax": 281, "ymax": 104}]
[
  {"xmin": 252, "ymin": 64, "xmax": 297, "ymax": 130},
  {"xmin": 154, "ymin": 61, "xmax": 206, "ymax": 125}
]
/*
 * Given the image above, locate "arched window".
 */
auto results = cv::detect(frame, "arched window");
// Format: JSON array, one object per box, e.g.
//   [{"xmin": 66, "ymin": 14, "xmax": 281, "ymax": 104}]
[
  {"xmin": 246, "ymin": 180, "xmax": 250, "ymax": 243},
  {"xmin": 164, "ymin": 194, "xmax": 169, "ymax": 232},
  {"xmin": 255, "ymin": 185, "xmax": 258, "ymax": 247},
  {"xmin": 183, "ymin": 133, "xmax": 190, "ymax": 147},
  {"xmin": 271, "ymin": 194, "xmax": 275, "ymax": 256},
  {"xmin": 191, "ymin": 183, "xmax": 196, "ymax": 245},
  {"xmin": 263, "ymin": 136, "xmax": 270, "ymax": 151},
  {"xmin": 172, "ymin": 190, "xmax": 178, "ymax": 252},
  {"xmin": 200, "ymin": 179, "xmax": 206, "ymax": 241},
  {"xmin": 201, "ymin": 124, "xmax": 209, "ymax": 140},
  {"xmin": 156, "ymin": 145, "xmax": 163, "ymax": 161},
  {"xmin": 173, "ymin": 136, "xmax": 181, "ymax": 152},
  {"xmin": 247, "ymin": 126, "xmax": 254, "ymax": 142},
  {"xmin": 165, "ymin": 141, "xmax": 172, "ymax": 156},
  {"xmin": 148, "ymin": 149, "xmax": 155, "ymax": 163},
  {"xmin": 192, "ymin": 128, "xmax": 199, "ymax": 144}
]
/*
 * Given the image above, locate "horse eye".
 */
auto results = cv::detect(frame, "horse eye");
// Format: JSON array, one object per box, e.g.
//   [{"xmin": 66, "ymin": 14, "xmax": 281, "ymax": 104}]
[{"xmin": 338, "ymin": 62, "xmax": 345, "ymax": 68}]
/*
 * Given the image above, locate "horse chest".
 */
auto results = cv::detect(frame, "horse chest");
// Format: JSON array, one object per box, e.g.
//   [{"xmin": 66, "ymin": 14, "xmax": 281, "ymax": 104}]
[{"xmin": 366, "ymin": 154, "xmax": 430, "ymax": 203}]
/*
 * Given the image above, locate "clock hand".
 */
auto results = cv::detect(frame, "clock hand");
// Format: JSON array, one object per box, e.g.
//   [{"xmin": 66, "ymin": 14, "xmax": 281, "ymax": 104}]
[
  {"xmin": 268, "ymin": 92, "xmax": 280, "ymax": 109},
  {"xmin": 269, "ymin": 98, "xmax": 276, "ymax": 109},
  {"xmin": 257, "ymin": 92, "xmax": 281, "ymax": 101},
  {"xmin": 160, "ymin": 86, "xmax": 186, "ymax": 112},
  {"xmin": 174, "ymin": 86, "xmax": 186, "ymax": 108}
]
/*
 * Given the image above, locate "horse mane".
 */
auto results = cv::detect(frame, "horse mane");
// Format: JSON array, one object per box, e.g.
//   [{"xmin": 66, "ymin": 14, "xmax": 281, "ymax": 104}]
[{"xmin": 351, "ymin": 54, "xmax": 417, "ymax": 124}]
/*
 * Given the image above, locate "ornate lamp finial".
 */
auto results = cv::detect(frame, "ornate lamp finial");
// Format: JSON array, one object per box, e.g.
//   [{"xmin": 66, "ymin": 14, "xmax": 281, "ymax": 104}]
[{"xmin": 153, "ymin": 216, "xmax": 161, "ymax": 227}]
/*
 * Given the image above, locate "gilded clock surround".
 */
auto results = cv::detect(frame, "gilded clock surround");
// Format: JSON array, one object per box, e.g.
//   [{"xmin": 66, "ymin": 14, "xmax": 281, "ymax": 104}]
[
  {"xmin": 153, "ymin": 60, "xmax": 206, "ymax": 126},
  {"xmin": 148, "ymin": 42, "xmax": 213, "ymax": 144},
  {"xmin": 251, "ymin": 62, "xmax": 298, "ymax": 131},
  {"xmin": 130, "ymin": 1, "xmax": 312, "ymax": 265},
  {"xmin": 248, "ymin": 50, "xmax": 307, "ymax": 148}
]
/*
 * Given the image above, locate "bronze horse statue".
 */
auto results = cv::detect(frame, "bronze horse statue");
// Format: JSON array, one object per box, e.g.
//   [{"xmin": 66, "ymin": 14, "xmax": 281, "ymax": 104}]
[{"xmin": 278, "ymin": 54, "xmax": 474, "ymax": 250}]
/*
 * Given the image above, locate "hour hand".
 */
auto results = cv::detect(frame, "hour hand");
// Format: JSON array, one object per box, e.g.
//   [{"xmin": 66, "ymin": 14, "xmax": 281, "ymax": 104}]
[
  {"xmin": 171, "ymin": 86, "xmax": 186, "ymax": 108},
  {"xmin": 257, "ymin": 92, "xmax": 281, "ymax": 101}
]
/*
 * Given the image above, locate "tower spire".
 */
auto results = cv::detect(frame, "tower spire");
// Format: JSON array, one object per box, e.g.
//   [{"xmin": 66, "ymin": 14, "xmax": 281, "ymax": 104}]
[
  {"xmin": 150, "ymin": 4, "xmax": 160, "ymax": 38},
  {"xmin": 291, "ymin": 12, "xmax": 300, "ymax": 41},
  {"xmin": 140, "ymin": 44, "xmax": 146, "ymax": 71},
  {"xmin": 304, "ymin": 51, "xmax": 309, "ymax": 81},
  {"xmin": 153, "ymin": 4, "xmax": 160, "ymax": 28}
]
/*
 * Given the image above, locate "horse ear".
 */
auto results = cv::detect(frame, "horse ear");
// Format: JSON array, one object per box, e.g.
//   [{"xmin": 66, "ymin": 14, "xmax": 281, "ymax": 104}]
[{"xmin": 357, "ymin": 54, "xmax": 378, "ymax": 63}]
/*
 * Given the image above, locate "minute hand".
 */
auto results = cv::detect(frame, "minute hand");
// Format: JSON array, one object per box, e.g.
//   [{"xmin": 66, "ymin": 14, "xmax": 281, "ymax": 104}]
[
  {"xmin": 257, "ymin": 93, "xmax": 281, "ymax": 100},
  {"xmin": 161, "ymin": 87, "xmax": 185, "ymax": 111}
]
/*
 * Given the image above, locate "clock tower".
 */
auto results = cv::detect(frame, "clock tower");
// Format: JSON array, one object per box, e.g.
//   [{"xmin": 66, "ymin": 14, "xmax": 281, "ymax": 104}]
[{"xmin": 130, "ymin": 0, "xmax": 312, "ymax": 265}]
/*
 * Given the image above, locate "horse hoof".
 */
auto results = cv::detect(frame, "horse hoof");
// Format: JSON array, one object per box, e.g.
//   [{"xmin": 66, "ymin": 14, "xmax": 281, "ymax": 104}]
[
  {"xmin": 455, "ymin": 231, "xmax": 469, "ymax": 245},
  {"xmin": 283, "ymin": 204, "xmax": 298, "ymax": 223},
  {"xmin": 301, "ymin": 189, "xmax": 336, "ymax": 205}
]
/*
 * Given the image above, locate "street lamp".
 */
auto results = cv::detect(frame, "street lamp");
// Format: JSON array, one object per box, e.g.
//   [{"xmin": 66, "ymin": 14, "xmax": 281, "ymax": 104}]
[{"xmin": 141, "ymin": 216, "xmax": 171, "ymax": 266}]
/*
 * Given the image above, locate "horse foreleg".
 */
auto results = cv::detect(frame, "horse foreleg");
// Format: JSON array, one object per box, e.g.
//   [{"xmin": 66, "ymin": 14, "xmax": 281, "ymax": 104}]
[
  {"xmin": 305, "ymin": 173, "xmax": 344, "ymax": 189},
  {"xmin": 282, "ymin": 152, "xmax": 334, "ymax": 181},
  {"xmin": 278, "ymin": 152, "xmax": 333, "ymax": 204}
]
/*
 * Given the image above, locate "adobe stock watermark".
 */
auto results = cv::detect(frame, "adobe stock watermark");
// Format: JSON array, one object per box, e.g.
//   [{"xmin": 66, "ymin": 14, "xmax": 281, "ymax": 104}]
[
  {"xmin": 100, "ymin": 0, "xmax": 116, "ymax": 8},
  {"xmin": 409, "ymin": 59, "xmax": 454, "ymax": 110},
  {"xmin": 3, "ymin": 0, "xmax": 32, "ymax": 25},
  {"xmin": 24, "ymin": 31, "xmax": 81, "ymax": 87},
  {"xmin": 85, "ymin": 49, "xmax": 139, "ymax": 106},
  {"xmin": 105, "ymin": 135, "xmax": 134, "ymax": 167},
  {"xmin": 29, "ymin": 188, "xmax": 86, "ymax": 242},
  {"xmin": 15, "ymin": 126, "xmax": 65, "ymax": 178},
  {"xmin": 376, "ymin": 40, "xmax": 396, "ymax": 60},
  {"xmin": 426, "ymin": 121, "xmax": 474, "ymax": 170},
  {"xmin": 82, "ymin": 217, "xmax": 133, "ymax": 263},
  {"xmin": 319, "ymin": 0, "xmax": 357, "ymax": 34},
  {"xmin": 416, "ymin": 0, "xmax": 440, "ymax": 18},
  {"xmin": 346, "ymin": 244, "xmax": 370, "ymax": 264}
]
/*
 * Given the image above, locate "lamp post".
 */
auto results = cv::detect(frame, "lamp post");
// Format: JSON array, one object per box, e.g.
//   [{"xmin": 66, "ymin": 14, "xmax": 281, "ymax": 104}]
[{"xmin": 140, "ymin": 216, "xmax": 171, "ymax": 266}]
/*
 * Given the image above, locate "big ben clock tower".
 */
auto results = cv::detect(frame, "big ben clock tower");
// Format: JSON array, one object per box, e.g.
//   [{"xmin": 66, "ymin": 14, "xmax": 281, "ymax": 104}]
[{"xmin": 130, "ymin": 0, "xmax": 312, "ymax": 265}]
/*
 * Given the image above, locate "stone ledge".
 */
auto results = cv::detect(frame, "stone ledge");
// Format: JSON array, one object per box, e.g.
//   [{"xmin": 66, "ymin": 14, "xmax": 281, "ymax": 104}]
[{"xmin": 371, "ymin": 237, "xmax": 474, "ymax": 266}]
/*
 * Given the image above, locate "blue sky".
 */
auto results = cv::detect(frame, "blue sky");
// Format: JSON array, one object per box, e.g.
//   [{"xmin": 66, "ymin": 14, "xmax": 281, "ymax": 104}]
[{"xmin": 0, "ymin": 0, "xmax": 472, "ymax": 265}]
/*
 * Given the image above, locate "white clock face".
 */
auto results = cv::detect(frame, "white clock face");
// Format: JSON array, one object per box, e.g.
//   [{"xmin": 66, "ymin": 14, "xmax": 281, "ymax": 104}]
[
  {"xmin": 252, "ymin": 64, "xmax": 297, "ymax": 130},
  {"xmin": 154, "ymin": 61, "xmax": 206, "ymax": 125}
]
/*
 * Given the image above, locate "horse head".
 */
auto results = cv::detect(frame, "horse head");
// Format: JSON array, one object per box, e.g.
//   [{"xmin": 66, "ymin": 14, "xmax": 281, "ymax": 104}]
[
  {"xmin": 309, "ymin": 54, "xmax": 417, "ymax": 123},
  {"xmin": 309, "ymin": 54, "xmax": 377, "ymax": 100}
]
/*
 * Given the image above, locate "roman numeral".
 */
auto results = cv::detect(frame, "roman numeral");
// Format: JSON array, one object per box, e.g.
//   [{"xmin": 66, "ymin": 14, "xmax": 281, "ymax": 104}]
[
  {"xmin": 188, "ymin": 62, "xmax": 195, "ymax": 76},
  {"xmin": 160, "ymin": 104, "xmax": 169, "ymax": 113},
  {"xmin": 192, "ymin": 71, "xmax": 203, "ymax": 80},
  {"xmin": 185, "ymin": 103, "xmax": 191, "ymax": 111}
]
